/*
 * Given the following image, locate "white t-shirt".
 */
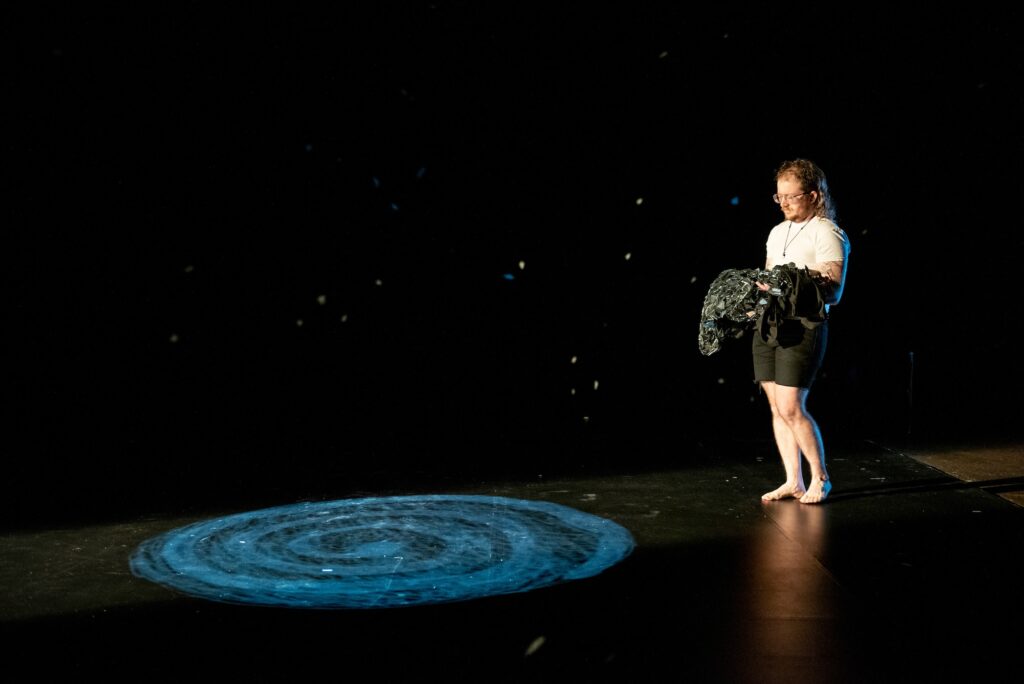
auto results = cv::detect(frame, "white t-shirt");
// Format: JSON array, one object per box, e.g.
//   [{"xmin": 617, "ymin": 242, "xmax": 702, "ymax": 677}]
[{"xmin": 765, "ymin": 216, "xmax": 850, "ymax": 268}]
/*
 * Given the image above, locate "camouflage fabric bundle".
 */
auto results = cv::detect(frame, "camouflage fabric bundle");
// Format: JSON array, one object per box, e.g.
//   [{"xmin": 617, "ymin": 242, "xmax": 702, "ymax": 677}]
[
  {"xmin": 698, "ymin": 268, "xmax": 766, "ymax": 356},
  {"xmin": 698, "ymin": 264, "xmax": 821, "ymax": 356}
]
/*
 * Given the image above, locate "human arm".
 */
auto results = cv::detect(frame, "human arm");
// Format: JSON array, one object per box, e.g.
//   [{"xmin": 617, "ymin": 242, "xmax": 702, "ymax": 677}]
[
  {"xmin": 809, "ymin": 220, "xmax": 850, "ymax": 305},
  {"xmin": 808, "ymin": 259, "xmax": 846, "ymax": 305}
]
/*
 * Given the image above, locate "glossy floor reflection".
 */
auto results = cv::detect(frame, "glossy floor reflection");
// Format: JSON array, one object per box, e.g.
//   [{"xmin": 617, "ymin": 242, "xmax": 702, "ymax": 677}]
[{"xmin": 3, "ymin": 436, "xmax": 1022, "ymax": 682}]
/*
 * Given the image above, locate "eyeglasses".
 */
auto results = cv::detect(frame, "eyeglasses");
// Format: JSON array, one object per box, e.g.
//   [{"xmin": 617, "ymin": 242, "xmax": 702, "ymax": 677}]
[{"xmin": 772, "ymin": 192, "xmax": 811, "ymax": 204}]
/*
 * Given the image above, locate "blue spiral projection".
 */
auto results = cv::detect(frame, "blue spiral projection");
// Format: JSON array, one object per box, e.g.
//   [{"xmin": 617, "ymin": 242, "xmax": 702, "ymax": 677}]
[{"xmin": 130, "ymin": 494, "xmax": 635, "ymax": 609}]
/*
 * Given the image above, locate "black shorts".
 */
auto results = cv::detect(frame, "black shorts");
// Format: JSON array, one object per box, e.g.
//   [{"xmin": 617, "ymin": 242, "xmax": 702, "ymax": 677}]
[{"xmin": 752, "ymin": 319, "xmax": 828, "ymax": 388}]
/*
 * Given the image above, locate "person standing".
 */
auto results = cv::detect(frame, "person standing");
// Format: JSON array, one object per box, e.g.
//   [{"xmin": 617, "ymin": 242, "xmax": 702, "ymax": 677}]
[{"xmin": 755, "ymin": 159, "xmax": 850, "ymax": 504}]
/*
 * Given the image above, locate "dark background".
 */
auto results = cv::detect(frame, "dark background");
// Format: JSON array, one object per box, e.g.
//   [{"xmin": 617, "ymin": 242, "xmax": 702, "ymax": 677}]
[{"xmin": 8, "ymin": 4, "xmax": 1023, "ymax": 528}]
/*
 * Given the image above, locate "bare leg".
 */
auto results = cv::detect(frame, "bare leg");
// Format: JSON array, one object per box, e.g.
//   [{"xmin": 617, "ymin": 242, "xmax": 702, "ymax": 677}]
[
  {"xmin": 759, "ymin": 382, "xmax": 831, "ymax": 503},
  {"xmin": 760, "ymin": 381, "xmax": 806, "ymax": 501}
]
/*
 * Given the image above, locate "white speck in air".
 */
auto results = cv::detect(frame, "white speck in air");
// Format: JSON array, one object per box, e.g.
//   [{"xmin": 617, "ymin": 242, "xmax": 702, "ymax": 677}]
[{"xmin": 525, "ymin": 636, "xmax": 546, "ymax": 657}]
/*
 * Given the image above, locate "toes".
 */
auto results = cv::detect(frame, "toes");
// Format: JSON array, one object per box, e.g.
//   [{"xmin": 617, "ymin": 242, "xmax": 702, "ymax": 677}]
[
  {"xmin": 762, "ymin": 486, "xmax": 805, "ymax": 501},
  {"xmin": 800, "ymin": 479, "xmax": 832, "ymax": 504}
]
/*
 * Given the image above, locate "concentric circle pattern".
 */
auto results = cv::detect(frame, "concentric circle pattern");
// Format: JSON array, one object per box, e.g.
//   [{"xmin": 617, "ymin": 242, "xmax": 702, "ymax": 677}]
[{"xmin": 130, "ymin": 494, "xmax": 635, "ymax": 609}]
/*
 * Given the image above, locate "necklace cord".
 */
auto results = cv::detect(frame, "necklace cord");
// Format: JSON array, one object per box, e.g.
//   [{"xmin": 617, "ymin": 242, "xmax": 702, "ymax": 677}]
[{"xmin": 782, "ymin": 217, "xmax": 814, "ymax": 257}]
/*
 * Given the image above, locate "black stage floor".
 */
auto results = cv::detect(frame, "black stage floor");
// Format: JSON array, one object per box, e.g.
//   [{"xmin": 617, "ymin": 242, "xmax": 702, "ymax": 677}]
[{"xmin": 3, "ymin": 432, "xmax": 1022, "ymax": 683}]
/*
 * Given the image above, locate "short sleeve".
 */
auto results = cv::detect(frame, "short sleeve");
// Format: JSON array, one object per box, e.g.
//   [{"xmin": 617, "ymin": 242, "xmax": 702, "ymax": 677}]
[{"xmin": 815, "ymin": 220, "xmax": 850, "ymax": 262}]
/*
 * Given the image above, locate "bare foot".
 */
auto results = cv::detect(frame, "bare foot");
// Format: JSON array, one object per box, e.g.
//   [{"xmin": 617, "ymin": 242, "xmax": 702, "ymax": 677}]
[
  {"xmin": 799, "ymin": 477, "xmax": 832, "ymax": 504},
  {"xmin": 761, "ymin": 483, "xmax": 805, "ymax": 501}
]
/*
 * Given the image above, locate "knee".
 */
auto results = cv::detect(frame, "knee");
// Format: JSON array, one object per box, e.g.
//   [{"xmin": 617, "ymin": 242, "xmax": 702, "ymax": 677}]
[{"xmin": 775, "ymin": 403, "xmax": 803, "ymax": 424}]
